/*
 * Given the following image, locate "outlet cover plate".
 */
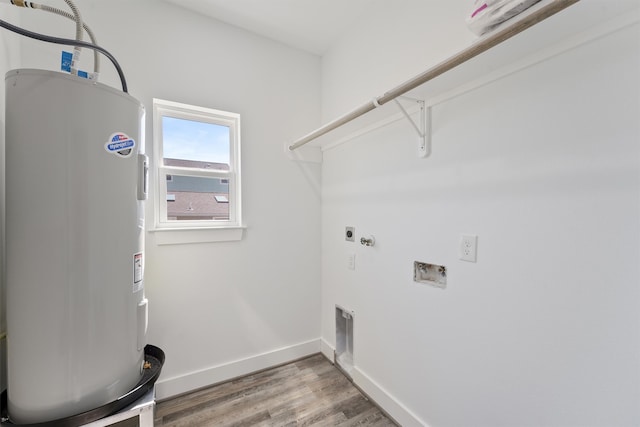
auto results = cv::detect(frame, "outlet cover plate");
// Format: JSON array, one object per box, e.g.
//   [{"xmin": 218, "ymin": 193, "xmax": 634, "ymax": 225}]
[
  {"xmin": 460, "ymin": 234, "xmax": 478, "ymax": 262},
  {"xmin": 347, "ymin": 253, "xmax": 355, "ymax": 270},
  {"xmin": 345, "ymin": 226, "xmax": 355, "ymax": 242}
]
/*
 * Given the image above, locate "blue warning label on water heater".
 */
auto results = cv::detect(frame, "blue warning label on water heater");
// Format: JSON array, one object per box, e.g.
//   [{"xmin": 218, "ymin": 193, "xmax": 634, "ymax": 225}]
[
  {"xmin": 61, "ymin": 51, "xmax": 89, "ymax": 78},
  {"xmin": 105, "ymin": 132, "xmax": 136, "ymax": 158},
  {"xmin": 61, "ymin": 51, "xmax": 72, "ymax": 72}
]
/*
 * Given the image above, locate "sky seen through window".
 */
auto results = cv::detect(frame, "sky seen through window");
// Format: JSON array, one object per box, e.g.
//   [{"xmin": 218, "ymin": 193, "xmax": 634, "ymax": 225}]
[{"xmin": 162, "ymin": 116, "xmax": 230, "ymax": 165}]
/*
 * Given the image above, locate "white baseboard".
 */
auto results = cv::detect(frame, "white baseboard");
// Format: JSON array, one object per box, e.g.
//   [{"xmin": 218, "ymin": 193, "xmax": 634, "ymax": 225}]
[
  {"xmin": 156, "ymin": 338, "xmax": 427, "ymax": 426},
  {"xmin": 155, "ymin": 339, "xmax": 321, "ymax": 400},
  {"xmin": 352, "ymin": 366, "xmax": 428, "ymax": 427},
  {"xmin": 320, "ymin": 337, "xmax": 334, "ymax": 362},
  {"xmin": 321, "ymin": 341, "xmax": 427, "ymax": 427}
]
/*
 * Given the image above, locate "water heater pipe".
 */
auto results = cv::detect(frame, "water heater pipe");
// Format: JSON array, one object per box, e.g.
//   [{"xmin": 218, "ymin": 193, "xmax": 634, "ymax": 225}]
[
  {"xmin": 7, "ymin": 0, "xmax": 85, "ymax": 75},
  {"xmin": 11, "ymin": 0, "xmax": 83, "ymax": 43},
  {"xmin": 33, "ymin": 2, "xmax": 100, "ymax": 77},
  {"xmin": 61, "ymin": 0, "xmax": 83, "ymax": 76},
  {"xmin": 0, "ymin": 17, "xmax": 128, "ymax": 92}
]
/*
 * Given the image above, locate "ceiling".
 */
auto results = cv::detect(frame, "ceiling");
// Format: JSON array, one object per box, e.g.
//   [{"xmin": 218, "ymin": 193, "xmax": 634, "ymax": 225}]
[
  {"xmin": 161, "ymin": 1, "xmax": 640, "ymax": 57},
  {"xmin": 162, "ymin": 0, "xmax": 377, "ymax": 56}
]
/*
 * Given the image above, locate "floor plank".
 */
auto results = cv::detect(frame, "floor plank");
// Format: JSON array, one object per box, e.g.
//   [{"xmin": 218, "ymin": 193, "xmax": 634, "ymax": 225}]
[{"xmin": 154, "ymin": 354, "xmax": 397, "ymax": 426}]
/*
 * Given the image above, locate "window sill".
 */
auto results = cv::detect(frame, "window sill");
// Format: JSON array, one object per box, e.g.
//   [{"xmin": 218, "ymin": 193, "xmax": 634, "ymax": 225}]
[{"xmin": 148, "ymin": 226, "xmax": 245, "ymax": 245}]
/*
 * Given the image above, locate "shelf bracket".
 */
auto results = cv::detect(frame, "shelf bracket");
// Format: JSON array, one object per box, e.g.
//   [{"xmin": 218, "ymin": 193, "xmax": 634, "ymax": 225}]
[{"xmin": 393, "ymin": 96, "xmax": 431, "ymax": 158}]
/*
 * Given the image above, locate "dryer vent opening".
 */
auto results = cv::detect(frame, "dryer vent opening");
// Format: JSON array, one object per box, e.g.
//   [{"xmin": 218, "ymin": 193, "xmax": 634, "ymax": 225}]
[{"xmin": 335, "ymin": 305, "xmax": 354, "ymax": 378}]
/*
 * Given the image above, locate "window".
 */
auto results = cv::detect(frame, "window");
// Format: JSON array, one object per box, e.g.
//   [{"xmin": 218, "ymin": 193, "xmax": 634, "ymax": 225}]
[{"xmin": 153, "ymin": 99, "xmax": 242, "ymax": 238}]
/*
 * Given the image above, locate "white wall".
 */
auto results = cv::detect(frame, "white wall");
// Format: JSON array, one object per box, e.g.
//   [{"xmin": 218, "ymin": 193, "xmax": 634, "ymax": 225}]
[
  {"xmin": 320, "ymin": 3, "xmax": 640, "ymax": 427},
  {"xmin": 321, "ymin": 0, "xmax": 474, "ymax": 120},
  {"xmin": 3, "ymin": 2, "xmax": 640, "ymax": 425},
  {"xmin": 13, "ymin": 0, "xmax": 322, "ymax": 399}
]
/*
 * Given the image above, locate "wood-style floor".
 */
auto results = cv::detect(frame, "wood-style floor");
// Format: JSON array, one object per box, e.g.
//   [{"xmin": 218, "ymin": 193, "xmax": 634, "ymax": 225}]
[{"xmin": 153, "ymin": 354, "xmax": 397, "ymax": 426}]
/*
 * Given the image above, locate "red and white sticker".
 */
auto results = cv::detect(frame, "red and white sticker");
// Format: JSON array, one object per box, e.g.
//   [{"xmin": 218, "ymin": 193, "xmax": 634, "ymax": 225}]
[
  {"xmin": 133, "ymin": 252, "xmax": 143, "ymax": 292},
  {"xmin": 105, "ymin": 132, "xmax": 136, "ymax": 158}
]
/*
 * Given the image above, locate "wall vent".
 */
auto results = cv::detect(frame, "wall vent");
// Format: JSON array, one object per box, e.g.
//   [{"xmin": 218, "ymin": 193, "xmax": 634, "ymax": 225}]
[{"xmin": 335, "ymin": 305, "xmax": 354, "ymax": 378}]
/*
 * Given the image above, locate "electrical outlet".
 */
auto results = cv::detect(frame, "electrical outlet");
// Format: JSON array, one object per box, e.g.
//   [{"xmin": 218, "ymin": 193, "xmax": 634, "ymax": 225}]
[{"xmin": 460, "ymin": 235, "xmax": 478, "ymax": 262}]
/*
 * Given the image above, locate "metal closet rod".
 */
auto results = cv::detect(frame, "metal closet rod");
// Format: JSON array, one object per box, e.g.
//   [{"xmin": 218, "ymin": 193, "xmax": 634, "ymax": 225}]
[{"xmin": 288, "ymin": 0, "xmax": 580, "ymax": 151}]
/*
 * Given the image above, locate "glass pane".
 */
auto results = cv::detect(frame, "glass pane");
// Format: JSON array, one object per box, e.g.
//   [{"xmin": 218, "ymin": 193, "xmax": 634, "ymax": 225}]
[
  {"xmin": 162, "ymin": 116, "xmax": 230, "ymax": 170},
  {"xmin": 165, "ymin": 175, "xmax": 229, "ymax": 221}
]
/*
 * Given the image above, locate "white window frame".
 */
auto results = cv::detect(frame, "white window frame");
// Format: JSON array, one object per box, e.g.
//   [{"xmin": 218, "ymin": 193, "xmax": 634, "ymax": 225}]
[{"xmin": 151, "ymin": 99, "xmax": 243, "ymax": 244}]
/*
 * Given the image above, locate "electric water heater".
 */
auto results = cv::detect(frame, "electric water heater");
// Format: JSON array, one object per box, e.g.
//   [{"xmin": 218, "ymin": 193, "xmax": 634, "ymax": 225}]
[{"xmin": 5, "ymin": 69, "xmax": 148, "ymax": 424}]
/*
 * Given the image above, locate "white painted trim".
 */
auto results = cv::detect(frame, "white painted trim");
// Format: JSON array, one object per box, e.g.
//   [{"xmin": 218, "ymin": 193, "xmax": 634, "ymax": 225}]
[
  {"xmin": 319, "ymin": 339, "xmax": 427, "ymax": 426},
  {"xmin": 152, "ymin": 98, "xmax": 243, "ymax": 231},
  {"xmin": 148, "ymin": 225, "xmax": 245, "ymax": 245},
  {"xmin": 155, "ymin": 339, "xmax": 321, "ymax": 400},
  {"xmin": 352, "ymin": 366, "xmax": 429, "ymax": 427},
  {"xmin": 320, "ymin": 337, "xmax": 335, "ymax": 362}
]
